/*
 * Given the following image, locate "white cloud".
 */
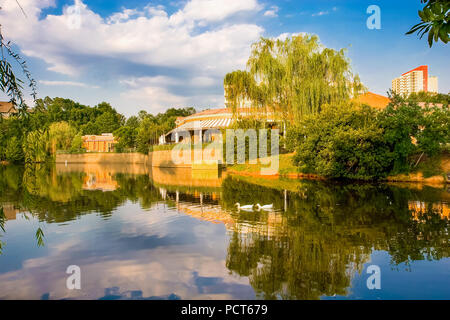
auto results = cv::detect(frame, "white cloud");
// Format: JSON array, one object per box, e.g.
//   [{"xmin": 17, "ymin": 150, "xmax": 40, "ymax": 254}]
[
  {"xmin": 107, "ymin": 8, "xmax": 142, "ymax": 24},
  {"xmin": 120, "ymin": 76, "xmax": 181, "ymax": 88},
  {"xmin": 276, "ymin": 32, "xmax": 303, "ymax": 41},
  {"xmin": 119, "ymin": 76, "xmax": 224, "ymax": 114},
  {"xmin": 175, "ymin": 0, "xmax": 262, "ymax": 23},
  {"xmin": 312, "ymin": 11, "xmax": 329, "ymax": 17},
  {"xmin": 264, "ymin": 6, "xmax": 279, "ymax": 18},
  {"xmin": 39, "ymin": 80, "xmax": 99, "ymax": 89},
  {"xmin": 0, "ymin": 0, "xmax": 263, "ymax": 75},
  {"xmin": 0, "ymin": 0, "xmax": 264, "ymax": 114}
]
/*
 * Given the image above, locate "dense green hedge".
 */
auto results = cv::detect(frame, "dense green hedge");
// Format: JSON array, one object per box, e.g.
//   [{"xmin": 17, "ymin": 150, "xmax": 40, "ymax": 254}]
[{"xmin": 287, "ymin": 95, "xmax": 449, "ymax": 180}]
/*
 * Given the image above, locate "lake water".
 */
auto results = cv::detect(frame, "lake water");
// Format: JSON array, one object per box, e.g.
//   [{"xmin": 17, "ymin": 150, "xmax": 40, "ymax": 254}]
[{"xmin": 0, "ymin": 164, "xmax": 449, "ymax": 300}]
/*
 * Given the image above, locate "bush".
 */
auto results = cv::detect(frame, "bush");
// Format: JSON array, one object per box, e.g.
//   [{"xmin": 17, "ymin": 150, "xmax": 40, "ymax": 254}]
[
  {"xmin": 292, "ymin": 103, "xmax": 391, "ymax": 180},
  {"xmin": 291, "ymin": 96, "xmax": 449, "ymax": 180}
]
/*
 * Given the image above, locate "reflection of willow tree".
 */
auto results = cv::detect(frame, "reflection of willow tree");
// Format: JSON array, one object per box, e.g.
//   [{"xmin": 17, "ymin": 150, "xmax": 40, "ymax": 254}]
[
  {"xmin": 0, "ymin": 206, "xmax": 5, "ymax": 254},
  {"xmin": 221, "ymin": 177, "xmax": 450, "ymax": 299},
  {"xmin": 0, "ymin": 165, "xmax": 162, "ymax": 224},
  {"xmin": 0, "ymin": 166, "xmax": 46, "ymax": 249}
]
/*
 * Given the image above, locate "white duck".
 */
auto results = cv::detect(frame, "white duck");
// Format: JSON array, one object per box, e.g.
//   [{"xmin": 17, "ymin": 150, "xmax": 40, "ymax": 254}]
[
  {"xmin": 235, "ymin": 203, "xmax": 254, "ymax": 211},
  {"xmin": 256, "ymin": 204, "xmax": 274, "ymax": 211}
]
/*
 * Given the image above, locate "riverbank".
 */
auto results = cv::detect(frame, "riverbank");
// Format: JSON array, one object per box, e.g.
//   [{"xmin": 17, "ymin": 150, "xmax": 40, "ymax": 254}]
[
  {"xmin": 227, "ymin": 153, "xmax": 450, "ymax": 185},
  {"xmin": 19, "ymin": 150, "xmax": 450, "ymax": 185}
]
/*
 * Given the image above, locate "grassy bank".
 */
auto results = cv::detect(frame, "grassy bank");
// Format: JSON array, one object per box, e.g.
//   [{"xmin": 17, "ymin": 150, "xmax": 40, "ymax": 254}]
[
  {"xmin": 228, "ymin": 153, "xmax": 300, "ymax": 175},
  {"xmin": 227, "ymin": 153, "xmax": 450, "ymax": 184},
  {"xmin": 388, "ymin": 152, "xmax": 449, "ymax": 184}
]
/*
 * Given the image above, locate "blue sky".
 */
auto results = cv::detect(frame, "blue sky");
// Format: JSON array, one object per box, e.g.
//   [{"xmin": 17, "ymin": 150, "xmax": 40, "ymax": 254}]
[{"xmin": 1, "ymin": 0, "xmax": 448, "ymax": 117}]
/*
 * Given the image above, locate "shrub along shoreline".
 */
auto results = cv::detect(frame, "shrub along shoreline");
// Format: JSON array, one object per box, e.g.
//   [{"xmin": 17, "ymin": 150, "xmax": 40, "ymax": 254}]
[
  {"xmin": 228, "ymin": 94, "xmax": 449, "ymax": 184},
  {"xmin": 282, "ymin": 95, "xmax": 449, "ymax": 181}
]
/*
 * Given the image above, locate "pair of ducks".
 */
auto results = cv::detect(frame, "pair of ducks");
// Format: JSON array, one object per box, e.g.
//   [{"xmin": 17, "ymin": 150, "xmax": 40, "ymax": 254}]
[{"xmin": 235, "ymin": 203, "xmax": 273, "ymax": 212}]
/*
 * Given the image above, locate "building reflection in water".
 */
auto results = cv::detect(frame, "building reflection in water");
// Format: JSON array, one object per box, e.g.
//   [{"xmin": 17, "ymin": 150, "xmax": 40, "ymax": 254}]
[
  {"xmin": 409, "ymin": 201, "xmax": 449, "ymax": 221},
  {"xmin": 1, "ymin": 204, "xmax": 19, "ymax": 221},
  {"xmin": 83, "ymin": 172, "xmax": 118, "ymax": 192}
]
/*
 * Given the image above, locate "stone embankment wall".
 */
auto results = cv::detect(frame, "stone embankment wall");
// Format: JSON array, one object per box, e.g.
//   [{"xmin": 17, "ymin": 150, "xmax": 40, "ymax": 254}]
[{"xmin": 56, "ymin": 150, "xmax": 222, "ymax": 169}]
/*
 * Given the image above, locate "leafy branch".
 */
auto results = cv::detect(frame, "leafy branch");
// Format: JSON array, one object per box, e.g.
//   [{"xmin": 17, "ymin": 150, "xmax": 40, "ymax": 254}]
[
  {"xmin": 406, "ymin": 0, "xmax": 450, "ymax": 47},
  {"xmin": 0, "ymin": 2, "xmax": 37, "ymax": 115},
  {"xmin": 35, "ymin": 227, "xmax": 45, "ymax": 247},
  {"xmin": 0, "ymin": 207, "xmax": 5, "ymax": 255}
]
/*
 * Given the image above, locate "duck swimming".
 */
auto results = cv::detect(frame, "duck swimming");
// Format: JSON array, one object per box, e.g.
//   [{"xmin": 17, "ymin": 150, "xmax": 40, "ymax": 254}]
[
  {"xmin": 256, "ymin": 204, "xmax": 274, "ymax": 211},
  {"xmin": 235, "ymin": 203, "xmax": 254, "ymax": 211}
]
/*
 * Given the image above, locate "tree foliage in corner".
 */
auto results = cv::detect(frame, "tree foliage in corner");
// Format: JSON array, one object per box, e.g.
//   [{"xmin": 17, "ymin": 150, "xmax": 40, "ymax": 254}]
[
  {"xmin": 0, "ymin": 26, "xmax": 37, "ymax": 114},
  {"xmin": 406, "ymin": 0, "xmax": 450, "ymax": 47}
]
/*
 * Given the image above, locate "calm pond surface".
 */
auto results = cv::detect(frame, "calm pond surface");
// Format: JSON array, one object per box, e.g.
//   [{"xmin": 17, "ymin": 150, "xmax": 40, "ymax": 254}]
[{"xmin": 0, "ymin": 164, "xmax": 449, "ymax": 300}]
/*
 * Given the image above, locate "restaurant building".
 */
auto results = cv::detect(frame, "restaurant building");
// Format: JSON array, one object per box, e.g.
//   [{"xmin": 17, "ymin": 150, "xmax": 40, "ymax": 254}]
[
  {"xmin": 82, "ymin": 134, "xmax": 117, "ymax": 152},
  {"xmin": 159, "ymin": 91, "xmax": 392, "ymax": 145}
]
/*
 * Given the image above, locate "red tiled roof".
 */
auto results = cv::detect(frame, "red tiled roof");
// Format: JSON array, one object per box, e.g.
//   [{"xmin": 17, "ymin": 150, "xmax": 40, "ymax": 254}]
[
  {"xmin": 188, "ymin": 108, "xmax": 231, "ymax": 117},
  {"xmin": 355, "ymin": 92, "xmax": 391, "ymax": 110},
  {"xmin": 82, "ymin": 134, "xmax": 116, "ymax": 142},
  {"xmin": 183, "ymin": 107, "xmax": 254, "ymax": 119}
]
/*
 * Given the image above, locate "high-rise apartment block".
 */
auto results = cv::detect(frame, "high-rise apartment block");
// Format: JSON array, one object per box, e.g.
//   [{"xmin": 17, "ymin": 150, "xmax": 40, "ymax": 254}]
[
  {"xmin": 428, "ymin": 76, "xmax": 439, "ymax": 93},
  {"xmin": 392, "ymin": 65, "xmax": 438, "ymax": 95}
]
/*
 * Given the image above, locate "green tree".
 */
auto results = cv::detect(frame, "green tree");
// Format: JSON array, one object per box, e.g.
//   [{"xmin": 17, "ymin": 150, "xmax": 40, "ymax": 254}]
[
  {"xmin": 136, "ymin": 117, "xmax": 160, "ymax": 154},
  {"xmin": 406, "ymin": 0, "xmax": 449, "ymax": 47},
  {"xmin": 0, "ymin": 116, "xmax": 25, "ymax": 161},
  {"xmin": 5, "ymin": 136, "xmax": 24, "ymax": 162},
  {"xmin": 0, "ymin": 121, "xmax": 6, "ymax": 160},
  {"xmin": 0, "ymin": 20, "xmax": 37, "ymax": 113},
  {"xmin": 94, "ymin": 109, "xmax": 124, "ymax": 134},
  {"xmin": 23, "ymin": 130, "xmax": 51, "ymax": 163},
  {"xmin": 70, "ymin": 134, "xmax": 84, "ymax": 153},
  {"xmin": 30, "ymin": 97, "xmax": 126, "ymax": 136},
  {"xmin": 114, "ymin": 126, "xmax": 137, "ymax": 151},
  {"xmin": 291, "ymin": 103, "xmax": 391, "ymax": 180},
  {"xmin": 49, "ymin": 121, "xmax": 77, "ymax": 153},
  {"xmin": 136, "ymin": 107, "xmax": 196, "ymax": 153},
  {"xmin": 81, "ymin": 121, "xmax": 100, "ymax": 135},
  {"xmin": 407, "ymin": 91, "xmax": 450, "ymax": 104},
  {"xmin": 125, "ymin": 116, "xmax": 140, "ymax": 129},
  {"xmin": 378, "ymin": 95, "xmax": 424, "ymax": 174},
  {"xmin": 224, "ymin": 34, "xmax": 365, "ymax": 124},
  {"xmin": 416, "ymin": 105, "xmax": 450, "ymax": 156}
]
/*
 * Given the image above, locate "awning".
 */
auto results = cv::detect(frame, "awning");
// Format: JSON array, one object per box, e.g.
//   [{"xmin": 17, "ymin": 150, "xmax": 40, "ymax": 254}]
[{"xmin": 169, "ymin": 118, "xmax": 234, "ymax": 135}]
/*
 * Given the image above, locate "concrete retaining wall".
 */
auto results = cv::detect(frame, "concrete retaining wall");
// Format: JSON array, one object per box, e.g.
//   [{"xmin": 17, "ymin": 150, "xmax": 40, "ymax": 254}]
[
  {"xmin": 56, "ymin": 150, "xmax": 222, "ymax": 169},
  {"xmin": 56, "ymin": 153, "xmax": 151, "ymax": 165}
]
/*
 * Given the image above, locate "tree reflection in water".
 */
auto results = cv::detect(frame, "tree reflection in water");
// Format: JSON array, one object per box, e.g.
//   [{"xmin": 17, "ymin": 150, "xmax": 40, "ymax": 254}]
[
  {"xmin": 221, "ymin": 176, "xmax": 449, "ymax": 299},
  {"xmin": 0, "ymin": 165, "xmax": 448, "ymax": 300}
]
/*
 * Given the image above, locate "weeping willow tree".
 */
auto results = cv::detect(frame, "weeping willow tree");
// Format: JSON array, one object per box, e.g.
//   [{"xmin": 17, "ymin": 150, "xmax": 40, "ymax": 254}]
[
  {"xmin": 224, "ymin": 34, "xmax": 365, "ymax": 125},
  {"xmin": 0, "ymin": 7, "xmax": 37, "ymax": 115}
]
